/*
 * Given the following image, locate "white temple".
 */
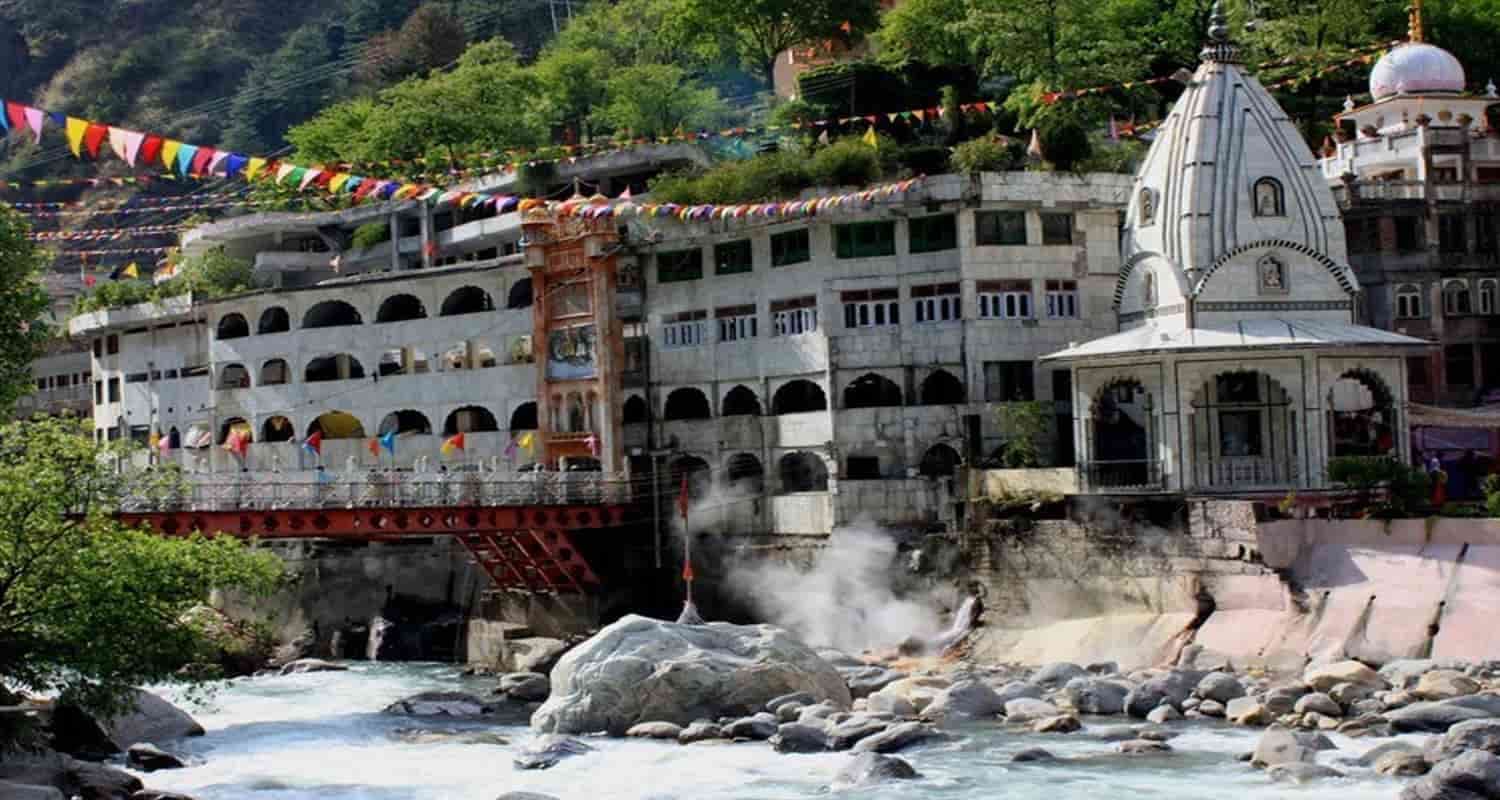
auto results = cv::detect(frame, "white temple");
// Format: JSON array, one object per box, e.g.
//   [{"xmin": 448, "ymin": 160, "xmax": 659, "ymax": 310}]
[{"xmin": 1045, "ymin": 1, "xmax": 1433, "ymax": 494}]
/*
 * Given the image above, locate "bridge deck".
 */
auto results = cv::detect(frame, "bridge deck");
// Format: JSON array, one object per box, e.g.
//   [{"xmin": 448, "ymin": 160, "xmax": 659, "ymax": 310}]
[{"xmin": 117, "ymin": 478, "xmax": 640, "ymax": 595}]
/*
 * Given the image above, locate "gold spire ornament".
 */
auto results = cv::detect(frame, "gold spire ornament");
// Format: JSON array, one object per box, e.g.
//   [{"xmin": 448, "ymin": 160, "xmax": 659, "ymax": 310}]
[{"xmin": 1409, "ymin": 0, "xmax": 1425, "ymax": 42}]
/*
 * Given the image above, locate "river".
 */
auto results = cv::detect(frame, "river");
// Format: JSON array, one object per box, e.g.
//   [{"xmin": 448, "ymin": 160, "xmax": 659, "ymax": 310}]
[{"xmin": 136, "ymin": 663, "xmax": 1420, "ymax": 800}]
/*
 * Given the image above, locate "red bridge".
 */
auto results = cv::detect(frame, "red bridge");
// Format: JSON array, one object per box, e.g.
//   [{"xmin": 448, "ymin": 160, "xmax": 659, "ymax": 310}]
[{"xmin": 116, "ymin": 477, "xmax": 643, "ymax": 595}]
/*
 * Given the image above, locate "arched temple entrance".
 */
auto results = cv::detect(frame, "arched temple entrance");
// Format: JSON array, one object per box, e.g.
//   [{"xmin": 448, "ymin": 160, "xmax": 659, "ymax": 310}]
[
  {"xmin": 1087, "ymin": 378, "xmax": 1156, "ymax": 490},
  {"xmin": 1189, "ymin": 370, "xmax": 1297, "ymax": 489},
  {"xmin": 1327, "ymin": 369, "xmax": 1396, "ymax": 459}
]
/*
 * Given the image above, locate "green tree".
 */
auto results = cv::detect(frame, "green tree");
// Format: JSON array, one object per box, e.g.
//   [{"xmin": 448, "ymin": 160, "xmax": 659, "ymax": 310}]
[
  {"xmin": 596, "ymin": 64, "xmax": 726, "ymax": 139},
  {"xmin": 355, "ymin": 3, "xmax": 469, "ymax": 86},
  {"xmin": 346, "ymin": 0, "xmax": 420, "ymax": 41},
  {"xmin": 874, "ymin": 0, "xmax": 974, "ymax": 69},
  {"xmin": 686, "ymin": 0, "xmax": 881, "ymax": 82},
  {"xmin": 551, "ymin": 0, "xmax": 726, "ymax": 71},
  {"xmin": 223, "ymin": 23, "xmax": 347, "ymax": 152},
  {"xmin": 0, "ymin": 207, "xmax": 53, "ymax": 417},
  {"xmin": 534, "ymin": 47, "xmax": 613, "ymax": 144},
  {"xmin": 0, "ymin": 416, "xmax": 283, "ymax": 721}
]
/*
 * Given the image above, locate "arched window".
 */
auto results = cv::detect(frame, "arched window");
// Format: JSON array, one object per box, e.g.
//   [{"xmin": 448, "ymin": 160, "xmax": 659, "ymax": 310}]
[
  {"xmin": 302, "ymin": 300, "xmax": 362, "ymax": 329},
  {"xmin": 772, "ymin": 380, "xmax": 827, "ymax": 415},
  {"xmin": 663, "ymin": 387, "xmax": 711, "ymax": 421},
  {"xmin": 308, "ymin": 411, "xmax": 364, "ymax": 440},
  {"xmin": 260, "ymin": 358, "xmax": 289, "ymax": 386},
  {"xmin": 722, "ymin": 385, "xmax": 763, "ymax": 416},
  {"xmin": 670, "ymin": 455, "xmax": 712, "ymax": 501},
  {"xmin": 1444, "ymin": 279, "xmax": 1472, "ymax": 317},
  {"xmin": 379, "ymin": 409, "xmax": 432, "ymax": 436},
  {"xmin": 509, "ymin": 401, "xmax": 538, "ymax": 431},
  {"xmin": 219, "ymin": 417, "xmax": 250, "ymax": 445},
  {"xmin": 1328, "ymin": 369, "xmax": 1397, "ymax": 459},
  {"xmin": 778, "ymin": 452, "xmax": 829, "ymax": 493},
  {"xmin": 726, "ymin": 453, "xmax": 765, "ymax": 495},
  {"xmin": 216, "ymin": 313, "xmax": 249, "ymax": 340},
  {"xmin": 623, "ymin": 395, "xmax": 649, "ymax": 424},
  {"xmin": 376, "ymin": 294, "xmax": 426, "ymax": 323},
  {"xmin": 1253, "ymin": 177, "xmax": 1285, "ymax": 217},
  {"xmin": 919, "ymin": 370, "xmax": 965, "ymax": 405},
  {"xmin": 217, "ymin": 363, "xmax": 251, "ymax": 390},
  {"xmin": 1482, "ymin": 280, "xmax": 1498, "ymax": 316},
  {"xmin": 440, "ymin": 286, "xmax": 495, "ymax": 316},
  {"xmin": 259, "ymin": 307, "xmax": 290, "ymax": 335},
  {"xmin": 261, "ymin": 415, "xmax": 295, "ymax": 443},
  {"xmin": 304, "ymin": 354, "xmax": 366, "ymax": 383},
  {"xmin": 843, "ymin": 373, "xmax": 903, "ymax": 409},
  {"xmin": 565, "ymin": 392, "xmax": 587, "ymax": 433},
  {"xmin": 1395, "ymin": 284, "xmax": 1424, "ymax": 319},
  {"xmin": 444, "ymin": 405, "xmax": 499, "ymax": 436},
  {"xmin": 508, "ymin": 277, "xmax": 533, "ymax": 309},
  {"xmin": 920, "ymin": 443, "xmax": 962, "ymax": 478}
]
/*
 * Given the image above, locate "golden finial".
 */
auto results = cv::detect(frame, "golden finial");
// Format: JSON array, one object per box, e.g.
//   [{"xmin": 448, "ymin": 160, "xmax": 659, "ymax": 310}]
[{"xmin": 1408, "ymin": 0, "xmax": 1425, "ymax": 42}]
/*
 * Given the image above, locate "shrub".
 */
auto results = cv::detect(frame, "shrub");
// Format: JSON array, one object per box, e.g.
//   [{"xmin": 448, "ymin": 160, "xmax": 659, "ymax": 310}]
[
  {"xmin": 897, "ymin": 144, "xmax": 950, "ymax": 176},
  {"xmin": 1038, "ymin": 119, "xmax": 1092, "ymax": 172},
  {"xmin": 997, "ymin": 401, "xmax": 1049, "ymax": 468},
  {"xmin": 1327, "ymin": 455, "xmax": 1429, "ymax": 517},
  {"xmin": 351, "ymin": 221, "xmax": 390, "ymax": 250},
  {"xmin": 808, "ymin": 137, "xmax": 882, "ymax": 187},
  {"xmin": 951, "ymin": 135, "xmax": 1018, "ymax": 173}
]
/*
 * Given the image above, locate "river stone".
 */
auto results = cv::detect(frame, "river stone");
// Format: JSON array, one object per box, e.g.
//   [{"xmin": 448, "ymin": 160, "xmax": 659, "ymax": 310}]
[
  {"xmin": 1064, "ymin": 678, "xmax": 1129, "ymax": 715},
  {"xmin": 1146, "ymin": 705, "xmax": 1182, "ymax": 724},
  {"xmin": 1125, "ymin": 672, "xmax": 1197, "ymax": 718},
  {"xmin": 1387, "ymin": 694, "xmax": 1500, "ymax": 733},
  {"xmin": 0, "ymin": 783, "xmax": 64, "ymax": 800},
  {"xmin": 871, "ymin": 677, "xmax": 950, "ymax": 715},
  {"xmin": 1004, "ymin": 698, "xmax": 1060, "ymax": 724},
  {"xmin": 500, "ymin": 673, "xmax": 551, "ymax": 702},
  {"xmin": 384, "ymin": 692, "xmax": 495, "ymax": 717},
  {"xmin": 1330, "ymin": 682, "xmax": 1375, "ymax": 707},
  {"xmin": 1305, "ymin": 661, "xmax": 1387, "ymax": 693},
  {"xmin": 1294, "ymin": 692, "xmax": 1342, "ymax": 717},
  {"xmin": 828, "ymin": 753, "xmax": 920, "ymax": 789},
  {"xmin": 1198, "ymin": 700, "xmax": 1226, "ymax": 718},
  {"xmin": 923, "ymin": 680, "xmax": 1005, "ymax": 721},
  {"xmin": 1401, "ymin": 751, "xmax": 1500, "ymax": 800},
  {"xmin": 512, "ymin": 734, "xmax": 593, "ymax": 770},
  {"xmin": 1092, "ymin": 725, "xmax": 1143, "ymax": 742},
  {"xmin": 771, "ymin": 722, "xmax": 829, "ymax": 753},
  {"xmin": 1251, "ymin": 727, "xmax": 1317, "ymax": 768},
  {"xmin": 626, "ymin": 721, "xmax": 683, "ymax": 739},
  {"xmin": 1264, "ymin": 685, "xmax": 1311, "ymax": 715},
  {"xmin": 280, "ymin": 658, "xmax": 348, "ymax": 675},
  {"xmin": 1267, "ymin": 763, "xmax": 1345, "ymax": 783},
  {"xmin": 388, "ymin": 728, "xmax": 509, "ymax": 746},
  {"xmin": 1428, "ymin": 719, "xmax": 1500, "ymax": 762},
  {"xmin": 798, "ymin": 702, "xmax": 839, "ymax": 724},
  {"xmin": 125, "ymin": 743, "xmax": 184, "ymax": 772},
  {"xmin": 1383, "ymin": 659, "xmax": 1472, "ymax": 690},
  {"xmin": 1012, "ymin": 747, "xmax": 1058, "ymax": 762},
  {"xmin": 530, "ymin": 616, "xmax": 849, "ymax": 735},
  {"xmin": 844, "ymin": 667, "xmax": 907, "ymax": 699},
  {"xmin": 995, "ymin": 681, "xmax": 1045, "ymax": 705},
  {"xmin": 51, "ymin": 689, "xmax": 205, "ymax": 757},
  {"xmin": 723, "ymin": 714, "xmax": 778, "ymax": 741},
  {"xmin": 1377, "ymin": 751, "xmax": 1431, "ymax": 777},
  {"xmin": 1117, "ymin": 739, "xmax": 1172, "ymax": 755},
  {"xmin": 1355, "ymin": 741, "xmax": 1423, "ymax": 767},
  {"xmin": 767, "ymin": 692, "xmax": 817, "ymax": 714},
  {"xmin": 678, "ymin": 720, "xmax": 723, "ymax": 744},
  {"xmin": 133, "ymin": 792, "xmax": 199, "ymax": 800},
  {"xmin": 828, "ymin": 716, "xmax": 888, "ymax": 750},
  {"xmin": 1339, "ymin": 714, "xmax": 1393, "ymax": 738},
  {"xmin": 1032, "ymin": 714, "xmax": 1081, "ymax": 734},
  {"xmin": 1416, "ymin": 671, "xmax": 1482, "ymax": 702},
  {"xmin": 1033, "ymin": 663, "xmax": 1086, "ymax": 688},
  {"xmin": 1196, "ymin": 672, "xmax": 1246, "ymax": 704},
  {"xmin": 495, "ymin": 794, "xmax": 561, "ymax": 800},
  {"xmin": 1227, "ymin": 697, "xmax": 1272, "ymax": 726},
  {"xmin": 853, "ymin": 721, "xmax": 940, "ymax": 754}
]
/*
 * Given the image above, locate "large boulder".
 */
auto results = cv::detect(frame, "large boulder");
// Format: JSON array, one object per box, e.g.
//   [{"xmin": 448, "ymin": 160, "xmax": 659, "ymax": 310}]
[
  {"xmin": 1062, "ymin": 678, "xmax": 1129, "ymax": 715},
  {"xmin": 0, "ymin": 754, "xmax": 142, "ymax": 799},
  {"xmin": 0, "ymin": 783, "xmax": 64, "ymax": 800},
  {"xmin": 1004, "ymin": 698, "xmax": 1060, "ymax": 724},
  {"xmin": 1196, "ymin": 673, "xmax": 1246, "ymax": 704},
  {"xmin": 828, "ymin": 753, "xmax": 919, "ymax": 789},
  {"xmin": 1294, "ymin": 693, "xmax": 1342, "ymax": 717},
  {"xmin": 1226, "ymin": 697, "xmax": 1272, "ymax": 726},
  {"xmin": 125, "ymin": 743, "xmax": 185, "ymax": 772},
  {"xmin": 1124, "ymin": 672, "xmax": 1197, "ymax": 718},
  {"xmin": 771, "ymin": 722, "xmax": 829, "ymax": 753},
  {"xmin": 50, "ymin": 690, "xmax": 203, "ymax": 757},
  {"xmin": 921, "ymin": 680, "xmax": 1004, "ymax": 720},
  {"xmin": 1267, "ymin": 763, "xmax": 1345, "ymax": 783},
  {"xmin": 852, "ymin": 721, "xmax": 941, "ymax": 754},
  {"xmin": 994, "ymin": 681, "xmax": 1045, "ymax": 706},
  {"xmin": 1400, "ymin": 751, "xmax": 1500, "ymax": 800},
  {"xmin": 1304, "ymin": 661, "xmax": 1387, "ymax": 693},
  {"xmin": 505, "ymin": 637, "xmax": 573, "ymax": 675},
  {"xmin": 828, "ymin": 716, "xmax": 891, "ymax": 750},
  {"xmin": 383, "ymin": 692, "xmax": 497, "ymax": 717},
  {"xmin": 530, "ymin": 616, "xmax": 849, "ymax": 735},
  {"xmin": 625, "ymin": 721, "xmax": 682, "ymax": 740},
  {"xmin": 1033, "ymin": 663, "xmax": 1087, "ymax": 688},
  {"xmin": 512, "ymin": 735, "xmax": 593, "ymax": 770},
  {"xmin": 1387, "ymin": 694, "xmax": 1500, "ymax": 733},
  {"xmin": 280, "ymin": 658, "xmax": 347, "ymax": 675},
  {"xmin": 1427, "ymin": 720, "xmax": 1500, "ymax": 763},
  {"xmin": 499, "ymin": 673, "xmax": 551, "ymax": 702},
  {"xmin": 843, "ymin": 667, "xmax": 907, "ymax": 699}
]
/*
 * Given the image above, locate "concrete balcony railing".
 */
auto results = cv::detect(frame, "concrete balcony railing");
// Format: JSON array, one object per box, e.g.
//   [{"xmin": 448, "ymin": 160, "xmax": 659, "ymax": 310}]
[{"xmin": 1331, "ymin": 181, "xmax": 1500, "ymax": 208}]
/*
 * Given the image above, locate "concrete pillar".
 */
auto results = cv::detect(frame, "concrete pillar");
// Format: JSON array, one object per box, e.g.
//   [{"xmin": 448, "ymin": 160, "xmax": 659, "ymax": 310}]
[
  {"xmin": 336, "ymin": 353, "xmax": 351, "ymax": 381},
  {"xmin": 389, "ymin": 213, "xmax": 401, "ymax": 272},
  {"xmin": 420, "ymin": 207, "xmax": 434, "ymax": 270}
]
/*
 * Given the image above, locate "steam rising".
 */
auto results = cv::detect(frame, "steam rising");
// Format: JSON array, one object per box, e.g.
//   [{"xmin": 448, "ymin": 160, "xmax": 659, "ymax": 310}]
[{"xmin": 722, "ymin": 524, "xmax": 946, "ymax": 654}]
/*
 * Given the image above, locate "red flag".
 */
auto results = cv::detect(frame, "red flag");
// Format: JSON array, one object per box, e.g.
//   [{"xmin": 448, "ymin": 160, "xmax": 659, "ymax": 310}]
[
  {"xmin": 303, "ymin": 431, "xmax": 322, "ymax": 455},
  {"xmin": 190, "ymin": 147, "xmax": 215, "ymax": 176},
  {"xmin": 682, "ymin": 558, "xmax": 695, "ymax": 582},
  {"xmin": 83, "ymin": 274, "xmax": 96, "ymax": 288},
  {"xmin": 83, "ymin": 123, "xmax": 109, "ymax": 158},
  {"xmin": 677, "ymin": 475, "xmax": 690, "ymax": 520},
  {"xmin": 367, "ymin": 438, "xmax": 380, "ymax": 458},
  {"xmin": 139, "ymin": 135, "xmax": 163, "ymax": 167}
]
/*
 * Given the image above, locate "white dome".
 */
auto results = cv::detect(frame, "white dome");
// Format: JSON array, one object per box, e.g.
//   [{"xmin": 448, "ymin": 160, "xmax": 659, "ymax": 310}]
[{"xmin": 1370, "ymin": 42, "xmax": 1466, "ymax": 100}]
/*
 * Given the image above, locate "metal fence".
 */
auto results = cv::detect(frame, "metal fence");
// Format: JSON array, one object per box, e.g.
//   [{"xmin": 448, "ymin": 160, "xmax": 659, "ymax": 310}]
[
  {"xmin": 119, "ymin": 474, "xmax": 635, "ymax": 512},
  {"xmin": 1080, "ymin": 460, "xmax": 1165, "ymax": 492}
]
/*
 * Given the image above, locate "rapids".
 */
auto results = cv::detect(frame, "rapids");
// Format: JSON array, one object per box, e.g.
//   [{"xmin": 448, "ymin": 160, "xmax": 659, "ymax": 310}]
[{"xmin": 133, "ymin": 663, "xmax": 1419, "ymax": 800}]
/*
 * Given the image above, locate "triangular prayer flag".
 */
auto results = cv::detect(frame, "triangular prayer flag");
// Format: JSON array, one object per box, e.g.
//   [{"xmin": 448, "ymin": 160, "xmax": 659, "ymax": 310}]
[
  {"xmin": 140, "ymin": 136, "xmax": 163, "ymax": 167},
  {"xmin": 5, "ymin": 102, "xmax": 25, "ymax": 135},
  {"xmin": 65, "ymin": 117, "xmax": 88, "ymax": 157},
  {"xmin": 366, "ymin": 438, "xmax": 380, "ymax": 458},
  {"xmin": 380, "ymin": 431, "xmax": 397, "ymax": 455},
  {"xmin": 245, "ymin": 157, "xmax": 267, "ymax": 180},
  {"xmin": 303, "ymin": 431, "xmax": 322, "ymax": 456},
  {"xmin": 175, "ymin": 143, "xmax": 199, "ymax": 175},
  {"xmin": 517, "ymin": 432, "xmax": 534, "ymax": 451},
  {"xmin": 108, "ymin": 127, "xmax": 130, "ymax": 162},
  {"xmin": 160, "ymin": 139, "xmax": 182, "ymax": 170},
  {"xmin": 224, "ymin": 154, "xmax": 248, "ymax": 179},
  {"xmin": 286, "ymin": 166, "xmax": 308, "ymax": 187},
  {"xmin": 299, "ymin": 168, "xmax": 322, "ymax": 190},
  {"xmin": 328, "ymin": 173, "xmax": 351, "ymax": 193},
  {"xmin": 23, "ymin": 107, "xmax": 43, "ymax": 143},
  {"xmin": 0, "ymin": 102, "xmax": 7, "ymax": 133},
  {"xmin": 189, "ymin": 147, "xmax": 214, "ymax": 175},
  {"xmin": 122, "ymin": 130, "xmax": 144, "ymax": 166},
  {"xmin": 441, "ymin": 432, "xmax": 465, "ymax": 456},
  {"xmin": 863, "ymin": 126, "xmax": 878, "ymax": 148},
  {"xmin": 208, "ymin": 150, "xmax": 229, "ymax": 175},
  {"xmin": 275, "ymin": 163, "xmax": 296, "ymax": 184}
]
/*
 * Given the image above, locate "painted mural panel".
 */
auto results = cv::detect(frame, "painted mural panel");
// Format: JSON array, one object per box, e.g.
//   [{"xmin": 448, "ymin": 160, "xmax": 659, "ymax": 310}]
[{"xmin": 547, "ymin": 324, "xmax": 597, "ymax": 380}]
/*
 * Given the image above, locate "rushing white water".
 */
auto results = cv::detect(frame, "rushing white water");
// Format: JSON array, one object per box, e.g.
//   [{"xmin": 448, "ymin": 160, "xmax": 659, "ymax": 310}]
[{"xmin": 134, "ymin": 663, "xmax": 1420, "ymax": 800}]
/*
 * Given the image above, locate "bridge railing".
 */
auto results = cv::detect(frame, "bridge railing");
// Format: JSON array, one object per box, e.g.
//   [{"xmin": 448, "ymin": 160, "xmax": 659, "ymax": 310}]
[{"xmin": 118, "ymin": 474, "xmax": 636, "ymax": 513}]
